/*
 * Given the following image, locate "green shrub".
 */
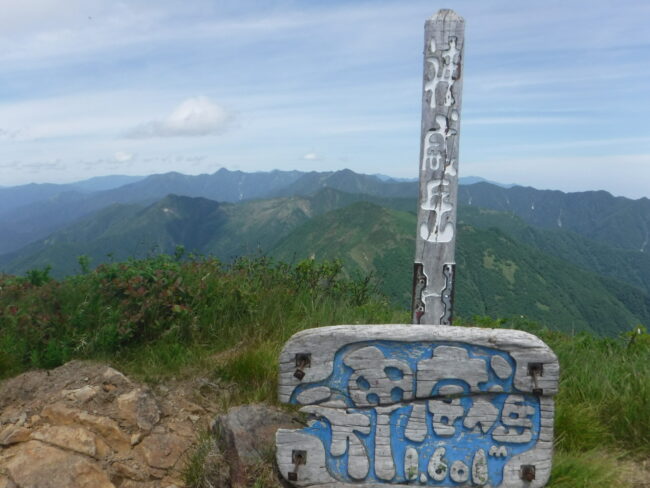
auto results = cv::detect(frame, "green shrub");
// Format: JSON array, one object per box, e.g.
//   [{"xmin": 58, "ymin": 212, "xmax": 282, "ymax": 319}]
[
  {"xmin": 0, "ymin": 255, "xmax": 395, "ymax": 379},
  {"xmin": 2, "ymin": 255, "xmax": 649, "ymax": 484}
]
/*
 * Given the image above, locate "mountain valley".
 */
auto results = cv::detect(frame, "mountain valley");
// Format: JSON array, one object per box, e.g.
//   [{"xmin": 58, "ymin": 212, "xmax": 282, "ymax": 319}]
[{"xmin": 1, "ymin": 169, "xmax": 649, "ymax": 336}]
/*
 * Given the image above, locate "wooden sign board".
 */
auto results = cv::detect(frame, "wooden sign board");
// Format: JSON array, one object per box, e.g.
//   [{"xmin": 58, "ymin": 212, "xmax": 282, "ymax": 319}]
[{"xmin": 276, "ymin": 325, "xmax": 558, "ymax": 487}]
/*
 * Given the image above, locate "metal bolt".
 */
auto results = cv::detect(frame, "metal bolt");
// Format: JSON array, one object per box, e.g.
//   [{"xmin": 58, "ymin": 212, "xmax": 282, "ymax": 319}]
[
  {"xmin": 292, "ymin": 450, "xmax": 307, "ymax": 465},
  {"xmin": 287, "ymin": 450, "xmax": 307, "ymax": 481},
  {"xmin": 528, "ymin": 363, "xmax": 544, "ymax": 395},
  {"xmin": 528, "ymin": 363, "xmax": 544, "ymax": 377},
  {"xmin": 520, "ymin": 465, "xmax": 535, "ymax": 481},
  {"xmin": 295, "ymin": 353, "xmax": 311, "ymax": 368}
]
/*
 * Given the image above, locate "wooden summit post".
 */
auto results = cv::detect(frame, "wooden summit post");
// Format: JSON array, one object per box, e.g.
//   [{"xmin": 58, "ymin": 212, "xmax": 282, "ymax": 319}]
[
  {"xmin": 276, "ymin": 10, "xmax": 558, "ymax": 488},
  {"xmin": 412, "ymin": 9, "xmax": 464, "ymax": 326}
]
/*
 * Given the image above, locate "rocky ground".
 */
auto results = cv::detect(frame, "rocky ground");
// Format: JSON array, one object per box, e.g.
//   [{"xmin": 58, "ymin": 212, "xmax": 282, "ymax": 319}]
[
  {"xmin": 1, "ymin": 361, "xmax": 647, "ymax": 488},
  {"xmin": 0, "ymin": 361, "xmax": 299, "ymax": 488}
]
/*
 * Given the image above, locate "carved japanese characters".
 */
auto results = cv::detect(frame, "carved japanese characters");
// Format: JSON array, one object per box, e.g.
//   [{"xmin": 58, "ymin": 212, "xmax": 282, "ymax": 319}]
[
  {"xmin": 413, "ymin": 9, "xmax": 465, "ymax": 325},
  {"xmin": 276, "ymin": 324, "xmax": 559, "ymax": 487},
  {"xmin": 275, "ymin": 9, "xmax": 558, "ymax": 488}
]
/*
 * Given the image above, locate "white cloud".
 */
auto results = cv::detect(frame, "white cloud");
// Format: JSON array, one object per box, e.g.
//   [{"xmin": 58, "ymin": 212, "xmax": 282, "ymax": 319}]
[
  {"xmin": 302, "ymin": 152, "xmax": 319, "ymax": 160},
  {"xmin": 114, "ymin": 151, "xmax": 133, "ymax": 162},
  {"xmin": 126, "ymin": 96, "xmax": 232, "ymax": 139},
  {"xmin": 0, "ymin": 128, "xmax": 21, "ymax": 140}
]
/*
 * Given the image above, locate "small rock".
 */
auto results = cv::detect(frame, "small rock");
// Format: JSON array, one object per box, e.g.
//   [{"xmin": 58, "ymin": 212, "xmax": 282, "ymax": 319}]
[
  {"xmin": 0, "ymin": 407, "xmax": 23, "ymax": 426},
  {"xmin": 117, "ymin": 389, "xmax": 160, "ymax": 432},
  {"xmin": 41, "ymin": 403, "xmax": 77, "ymax": 425},
  {"xmin": 111, "ymin": 461, "xmax": 149, "ymax": 482},
  {"xmin": 15, "ymin": 412, "xmax": 26, "ymax": 427},
  {"xmin": 31, "ymin": 425, "xmax": 104, "ymax": 459},
  {"xmin": 0, "ymin": 425, "xmax": 30, "ymax": 446},
  {"xmin": 136, "ymin": 432, "xmax": 190, "ymax": 470},
  {"xmin": 62, "ymin": 385, "xmax": 99, "ymax": 404},
  {"xmin": 102, "ymin": 367, "xmax": 129, "ymax": 384},
  {"xmin": 41, "ymin": 403, "xmax": 130, "ymax": 453},
  {"xmin": 130, "ymin": 432, "xmax": 143, "ymax": 446}
]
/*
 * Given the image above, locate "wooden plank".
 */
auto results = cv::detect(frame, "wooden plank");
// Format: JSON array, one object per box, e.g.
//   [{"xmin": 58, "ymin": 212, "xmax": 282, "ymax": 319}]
[
  {"xmin": 412, "ymin": 9, "xmax": 465, "ymax": 325},
  {"xmin": 276, "ymin": 324, "xmax": 558, "ymax": 487}
]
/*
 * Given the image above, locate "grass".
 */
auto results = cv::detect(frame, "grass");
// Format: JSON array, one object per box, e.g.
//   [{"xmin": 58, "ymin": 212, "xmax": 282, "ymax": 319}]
[
  {"xmin": 552, "ymin": 331, "xmax": 650, "ymax": 455},
  {"xmin": 549, "ymin": 450, "xmax": 625, "ymax": 487},
  {"xmin": 2, "ymin": 255, "xmax": 649, "ymax": 487},
  {"xmin": 182, "ymin": 430, "xmax": 231, "ymax": 488}
]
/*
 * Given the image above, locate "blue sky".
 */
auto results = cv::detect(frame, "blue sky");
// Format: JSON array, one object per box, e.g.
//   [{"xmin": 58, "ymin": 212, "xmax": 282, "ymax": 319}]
[{"xmin": 1, "ymin": 0, "xmax": 649, "ymax": 198}]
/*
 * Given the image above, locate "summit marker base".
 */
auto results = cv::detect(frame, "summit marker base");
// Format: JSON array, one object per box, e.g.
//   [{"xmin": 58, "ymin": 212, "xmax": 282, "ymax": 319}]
[{"xmin": 276, "ymin": 324, "xmax": 558, "ymax": 487}]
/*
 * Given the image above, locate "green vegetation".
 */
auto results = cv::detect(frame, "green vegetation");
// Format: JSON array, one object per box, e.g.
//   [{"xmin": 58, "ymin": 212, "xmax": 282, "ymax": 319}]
[
  {"xmin": 0, "ymin": 255, "xmax": 398, "ymax": 381},
  {"xmin": 460, "ymin": 317, "xmax": 650, "ymax": 456},
  {"xmin": 3, "ymin": 188, "xmax": 650, "ymax": 337},
  {"xmin": 1, "ymin": 256, "xmax": 648, "ymax": 486},
  {"xmin": 459, "ymin": 206, "xmax": 650, "ymax": 296},
  {"xmin": 458, "ymin": 181, "xmax": 650, "ymax": 254},
  {"xmin": 273, "ymin": 202, "xmax": 650, "ymax": 335}
]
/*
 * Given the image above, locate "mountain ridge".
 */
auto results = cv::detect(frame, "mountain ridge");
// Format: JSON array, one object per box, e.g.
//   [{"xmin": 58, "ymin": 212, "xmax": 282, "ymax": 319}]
[
  {"xmin": 3, "ymin": 189, "xmax": 649, "ymax": 336},
  {"xmin": 2, "ymin": 168, "xmax": 648, "ymax": 256},
  {"xmin": 270, "ymin": 201, "xmax": 648, "ymax": 335}
]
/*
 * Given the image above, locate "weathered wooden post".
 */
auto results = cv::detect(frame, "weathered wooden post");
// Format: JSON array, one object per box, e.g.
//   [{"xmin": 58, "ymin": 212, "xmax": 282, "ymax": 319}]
[
  {"xmin": 412, "ymin": 9, "xmax": 465, "ymax": 325},
  {"xmin": 275, "ymin": 10, "xmax": 558, "ymax": 488}
]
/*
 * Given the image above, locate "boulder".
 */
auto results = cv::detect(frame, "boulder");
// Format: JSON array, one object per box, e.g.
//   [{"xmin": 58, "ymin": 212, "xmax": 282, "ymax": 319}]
[
  {"xmin": 0, "ymin": 361, "xmax": 216, "ymax": 488},
  {"xmin": 41, "ymin": 402, "xmax": 131, "ymax": 453},
  {"xmin": 210, "ymin": 404, "xmax": 301, "ymax": 486}
]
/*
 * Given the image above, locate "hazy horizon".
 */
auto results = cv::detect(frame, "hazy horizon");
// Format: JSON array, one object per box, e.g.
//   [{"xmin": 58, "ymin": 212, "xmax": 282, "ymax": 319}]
[
  {"xmin": 1, "ymin": 0, "xmax": 649, "ymax": 198},
  {"xmin": 5, "ymin": 167, "xmax": 649, "ymax": 202}
]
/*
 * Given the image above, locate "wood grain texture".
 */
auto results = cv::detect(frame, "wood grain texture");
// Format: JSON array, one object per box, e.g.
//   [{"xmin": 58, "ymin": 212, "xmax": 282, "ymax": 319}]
[
  {"xmin": 275, "ymin": 9, "xmax": 557, "ymax": 486},
  {"xmin": 276, "ymin": 324, "xmax": 558, "ymax": 487},
  {"xmin": 412, "ymin": 9, "xmax": 465, "ymax": 325}
]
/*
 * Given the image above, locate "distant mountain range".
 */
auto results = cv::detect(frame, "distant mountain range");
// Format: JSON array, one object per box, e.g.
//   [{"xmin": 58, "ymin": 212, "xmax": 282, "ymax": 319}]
[
  {"xmin": 459, "ymin": 183, "xmax": 650, "ymax": 253},
  {"xmin": 1, "ymin": 169, "xmax": 648, "ymax": 336},
  {"xmin": 272, "ymin": 201, "xmax": 648, "ymax": 336},
  {"xmin": 2, "ymin": 168, "xmax": 648, "ymax": 256},
  {"xmin": 0, "ymin": 169, "xmax": 303, "ymax": 255}
]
